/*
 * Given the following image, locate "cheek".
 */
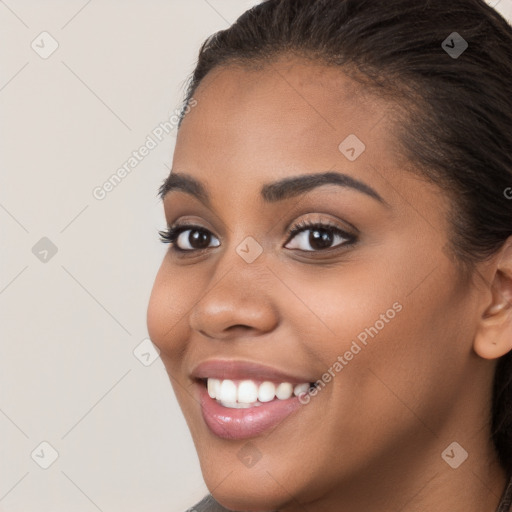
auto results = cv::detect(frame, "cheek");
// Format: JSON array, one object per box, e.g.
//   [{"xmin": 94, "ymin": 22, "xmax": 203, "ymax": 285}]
[
  {"xmin": 278, "ymin": 258, "xmax": 404, "ymax": 365},
  {"xmin": 146, "ymin": 261, "xmax": 192, "ymax": 362},
  {"xmin": 284, "ymin": 250, "xmax": 471, "ymax": 425}
]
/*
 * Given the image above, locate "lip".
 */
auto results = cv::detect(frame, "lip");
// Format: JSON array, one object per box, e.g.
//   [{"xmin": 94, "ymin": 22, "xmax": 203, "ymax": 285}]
[
  {"xmin": 195, "ymin": 381, "xmax": 305, "ymax": 440},
  {"xmin": 190, "ymin": 359, "xmax": 315, "ymax": 440},
  {"xmin": 190, "ymin": 359, "xmax": 314, "ymax": 385}
]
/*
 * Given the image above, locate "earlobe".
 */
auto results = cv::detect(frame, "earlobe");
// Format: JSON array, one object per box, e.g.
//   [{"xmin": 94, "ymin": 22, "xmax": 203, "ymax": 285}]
[
  {"xmin": 473, "ymin": 238, "xmax": 512, "ymax": 360},
  {"xmin": 473, "ymin": 327, "xmax": 512, "ymax": 360},
  {"xmin": 474, "ymin": 295, "xmax": 512, "ymax": 360}
]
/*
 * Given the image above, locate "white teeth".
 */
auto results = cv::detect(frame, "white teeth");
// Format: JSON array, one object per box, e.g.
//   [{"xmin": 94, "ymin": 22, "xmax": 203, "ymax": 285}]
[
  {"xmin": 293, "ymin": 383, "xmax": 310, "ymax": 396},
  {"xmin": 206, "ymin": 378, "xmax": 311, "ymax": 407},
  {"xmin": 275, "ymin": 382, "xmax": 293, "ymax": 400},
  {"xmin": 219, "ymin": 379, "xmax": 237, "ymax": 403},
  {"xmin": 207, "ymin": 378, "xmax": 221, "ymax": 399},
  {"xmin": 258, "ymin": 381, "xmax": 276, "ymax": 403},
  {"xmin": 219, "ymin": 400, "xmax": 262, "ymax": 409},
  {"xmin": 237, "ymin": 380, "xmax": 259, "ymax": 404},
  {"xmin": 207, "ymin": 378, "xmax": 216, "ymax": 398}
]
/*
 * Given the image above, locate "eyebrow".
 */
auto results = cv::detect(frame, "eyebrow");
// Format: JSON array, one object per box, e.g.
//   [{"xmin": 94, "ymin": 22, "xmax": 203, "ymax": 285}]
[{"xmin": 159, "ymin": 171, "xmax": 387, "ymax": 206}]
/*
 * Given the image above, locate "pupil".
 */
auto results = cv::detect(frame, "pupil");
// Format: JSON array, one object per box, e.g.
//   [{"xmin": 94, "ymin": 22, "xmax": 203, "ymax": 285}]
[
  {"xmin": 190, "ymin": 230, "xmax": 210, "ymax": 249},
  {"xmin": 310, "ymin": 229, "xmax": 332, "ymax": 250}
]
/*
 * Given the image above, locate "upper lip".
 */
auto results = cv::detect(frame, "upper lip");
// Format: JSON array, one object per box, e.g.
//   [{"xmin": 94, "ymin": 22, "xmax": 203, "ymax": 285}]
[{"xmin": 191, "ymin": 359, "xmax": 314, "ymax": 384}]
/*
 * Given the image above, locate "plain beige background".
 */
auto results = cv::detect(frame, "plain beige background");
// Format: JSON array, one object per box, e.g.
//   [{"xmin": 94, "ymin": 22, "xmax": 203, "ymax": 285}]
[{"xmin": 0, "ymin": 1, "xmax": 511, "ymax": 511}]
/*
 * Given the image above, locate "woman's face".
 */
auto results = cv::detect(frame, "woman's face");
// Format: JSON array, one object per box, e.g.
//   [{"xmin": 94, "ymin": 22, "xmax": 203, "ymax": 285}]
[{"xmin": 147, "ymin": 57, "xmax": 493, "ymax": 510}]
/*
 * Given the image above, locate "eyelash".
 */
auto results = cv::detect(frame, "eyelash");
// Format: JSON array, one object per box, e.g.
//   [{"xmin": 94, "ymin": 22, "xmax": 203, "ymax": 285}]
[{"xmin": 159, "ymin": 219, "xmax": 356, "ymax": 254}]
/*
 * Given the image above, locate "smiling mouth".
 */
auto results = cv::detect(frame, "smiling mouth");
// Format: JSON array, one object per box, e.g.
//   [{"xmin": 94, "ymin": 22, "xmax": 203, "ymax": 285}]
[
  {"xmin": 191, "ymin": 359, "xmax": 319, "ymax": 439},
  {"xmin": 198, "ymin": 377, "xmax": 316, "ymax": 408},
  {"xmin": 196, "ymin": 378, "xmax": 317, "ymax": 440}
]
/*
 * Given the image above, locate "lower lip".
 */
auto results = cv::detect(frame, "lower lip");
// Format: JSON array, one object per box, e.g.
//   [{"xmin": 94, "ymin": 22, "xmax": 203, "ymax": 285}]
[{"xmin": 197, "ymin": 382, "xmax": 304, "ymax": 440}]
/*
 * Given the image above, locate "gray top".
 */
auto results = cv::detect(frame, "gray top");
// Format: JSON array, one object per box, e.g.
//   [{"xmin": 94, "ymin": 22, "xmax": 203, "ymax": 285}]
[
  {"xmin": 187, "ymin": 474, "xmax": 512, "ymax": 512},
  {"xmin": 184, "ymin": 494, "xmax": 237, "ymax": 512}
]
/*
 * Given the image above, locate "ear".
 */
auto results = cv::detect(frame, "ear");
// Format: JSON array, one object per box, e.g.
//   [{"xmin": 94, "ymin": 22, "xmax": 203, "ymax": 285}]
[{"xmin": 473, "ymin": 237, "xmax": 512, "ymax": 360}]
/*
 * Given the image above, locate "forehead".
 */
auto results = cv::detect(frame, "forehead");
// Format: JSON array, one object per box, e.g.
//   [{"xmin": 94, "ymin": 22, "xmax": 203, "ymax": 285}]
[
  {"xmin": 175, "ymin": 56, "xmax": 390, "ymax": 161},
  {"xmin": 180, "ymin": 55, "xmax": 388, "ymax": 144},
  {"xmin": 171, "ymin": 55, "xmax": 411, "ymax": 207}
]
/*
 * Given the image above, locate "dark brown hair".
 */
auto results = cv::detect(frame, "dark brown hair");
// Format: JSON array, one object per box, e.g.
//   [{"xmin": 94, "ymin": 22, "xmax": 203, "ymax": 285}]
[{"xmin": 176, "ymin": 0, "xmax": 512, "ymax": 475}]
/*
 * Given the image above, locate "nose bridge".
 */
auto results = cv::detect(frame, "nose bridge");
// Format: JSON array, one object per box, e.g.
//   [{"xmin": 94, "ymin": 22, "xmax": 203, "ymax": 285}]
[
  {"xmin": 211, "ymin": 217, "xmax": 270, "ymax": 289},
  {"xmin": 189, "ymin": 239, "xmax": 278, "ymax": 338}
]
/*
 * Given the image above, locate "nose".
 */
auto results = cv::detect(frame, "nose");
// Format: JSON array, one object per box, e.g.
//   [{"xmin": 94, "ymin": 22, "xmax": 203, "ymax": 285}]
[{"xmin": 189, "ymin": 265, "xmax": 279, "ymax": 340}]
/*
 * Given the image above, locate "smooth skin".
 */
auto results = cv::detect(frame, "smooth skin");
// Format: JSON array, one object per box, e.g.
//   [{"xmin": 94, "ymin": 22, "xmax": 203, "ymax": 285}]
[{"xmin": 147, "ymin": 55, "xmax": 512, "ymax": 512}]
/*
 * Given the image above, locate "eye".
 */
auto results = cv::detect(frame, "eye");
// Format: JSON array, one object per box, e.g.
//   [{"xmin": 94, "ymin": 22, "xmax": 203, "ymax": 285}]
[
  {"xmin": 159, "ymin": 224, "xmax": 220, "ymax": 252},
  {"xmin": 284, "ymin": 220, "xmax": 356, "ymax": 252},
  {"xmin": 159, "ymin": 220, "xmax": 356, "ymax": 254}
]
